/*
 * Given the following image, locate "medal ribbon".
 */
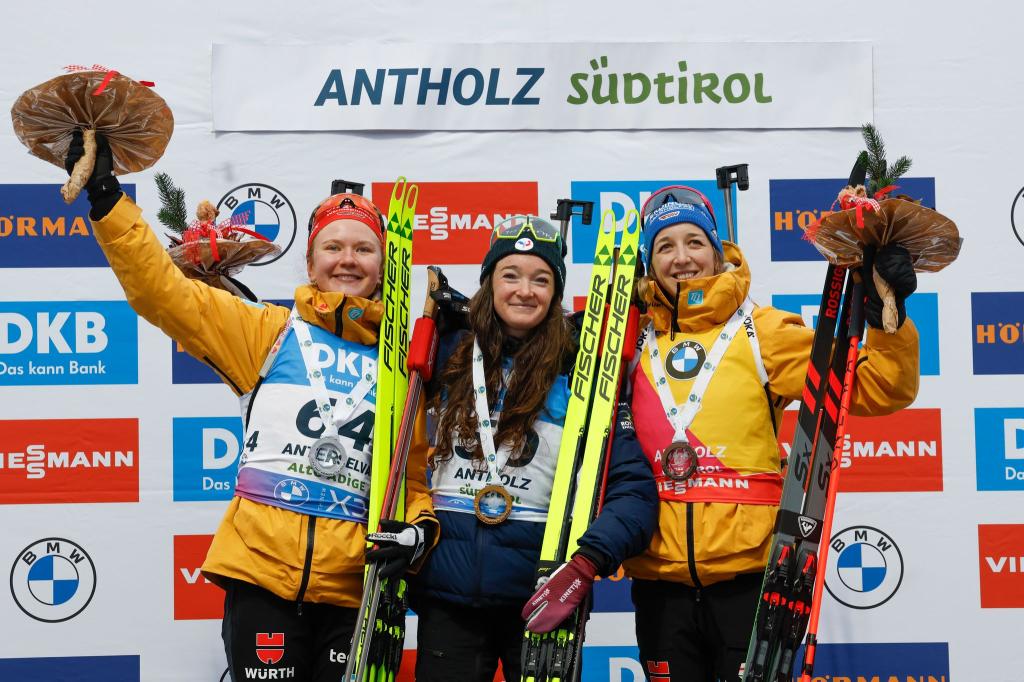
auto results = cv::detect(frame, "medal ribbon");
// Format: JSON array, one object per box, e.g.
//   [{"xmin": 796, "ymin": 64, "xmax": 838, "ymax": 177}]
[
  {"xmin": 645, "ymin": 297, "xmax": 755, "ymax": 443},
  {"xmin": 291, "ymin": 310, "xmax": 375, "ymax": 447},
  {"xmin": 471, "ymin": 337, "xmax": 512, "ymax": 485}
]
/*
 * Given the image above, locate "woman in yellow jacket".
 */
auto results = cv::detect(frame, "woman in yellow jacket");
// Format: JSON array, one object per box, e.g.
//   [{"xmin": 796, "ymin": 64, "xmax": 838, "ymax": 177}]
[
  {"xmin": 63, "ymin": 131, "xmax": 436, "ymax": 682},
  {"xmin": 623, "ymin": 186, "xmax": 920, "ymax": 682}
]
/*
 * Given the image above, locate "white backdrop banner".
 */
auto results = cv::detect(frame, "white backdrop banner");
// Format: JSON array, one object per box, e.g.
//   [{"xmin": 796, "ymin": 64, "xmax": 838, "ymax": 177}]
[{"xmin": 211, "ymin": 42, "xmax": 872, "ymax": 131}]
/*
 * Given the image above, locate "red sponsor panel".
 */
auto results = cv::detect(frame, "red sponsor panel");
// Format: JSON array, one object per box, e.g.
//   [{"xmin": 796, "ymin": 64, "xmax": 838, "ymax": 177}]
[
  {"xmin": 173, "ymin": 534, "xmax": 224, "ymax": 620},
  {"xmin": 979, "ymin": 524, "xmax": 1024, "ymax": 608},
  {"xmin": 777, "ymin": 408, "xmax": 943, "ymax": 492},
  {"xmin": 370, "ymin": 182, "xmax": 538, "ymax": 264},
  {"xmin": 0, "ymin": 418, "xmax": 139, "ymax": 504}
]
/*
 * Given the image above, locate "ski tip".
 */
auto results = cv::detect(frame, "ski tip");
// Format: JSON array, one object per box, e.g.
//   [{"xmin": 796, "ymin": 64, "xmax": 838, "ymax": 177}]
[{"xmin": 600, "ymin": 208, "xmax": 617, "ymax": 234}]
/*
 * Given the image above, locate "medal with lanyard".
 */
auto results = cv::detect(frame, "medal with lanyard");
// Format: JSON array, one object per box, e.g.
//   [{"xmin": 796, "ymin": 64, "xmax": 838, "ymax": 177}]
[
  {"xmin": 470, "ymin": 337, "xmax": 515, "ymax": 524},
  {"xmin": 290, "ymin": 310, "xmax": 376, "ymax": 478},
  {"xmin": 646, "ymin": 298, "xmax": 755, "ymax": 482}
]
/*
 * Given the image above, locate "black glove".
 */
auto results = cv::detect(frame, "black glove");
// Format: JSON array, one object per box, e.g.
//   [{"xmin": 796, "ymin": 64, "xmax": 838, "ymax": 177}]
[
  {"xmin": 430, "ymin": 284, "xmax": 470, "ymax": 336},
  {"xmin": 365, "ymin": 519, "xmax": 435, "ymax": 579},
  {"xmin": 861, "ymin": 243, "xmax": 917, "ymax": 330},
  {"xmin": 65, "ymin": 129, "xmax": 122, "ymax": 219}
]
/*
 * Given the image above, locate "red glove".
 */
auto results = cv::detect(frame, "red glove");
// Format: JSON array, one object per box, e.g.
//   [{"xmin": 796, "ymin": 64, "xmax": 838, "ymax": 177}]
[{"xmin": 521, "ymin": 554, "xmax": 598, "ymax": 633}]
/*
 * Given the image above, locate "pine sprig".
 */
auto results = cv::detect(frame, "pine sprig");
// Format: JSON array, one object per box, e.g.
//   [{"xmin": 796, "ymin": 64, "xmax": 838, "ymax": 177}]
[
  {"xmin": 859, "ymin": 123, "xmax": 913, "ymax": 194},
  {"xmin": 155, "ymin": 172, "xmax": 188, "ymax": 234}
]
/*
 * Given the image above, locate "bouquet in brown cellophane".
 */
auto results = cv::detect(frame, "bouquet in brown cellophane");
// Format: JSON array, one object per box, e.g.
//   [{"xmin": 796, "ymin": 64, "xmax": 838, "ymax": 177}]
[
  {"xmin": 802, "ymin": 124, "xmax": 962, "ymax": 332},
  {"xmin": 157, "ymin": 173, "xmax": 280, "ymax": 301},
  {"xmin": 11, "ymin": 65, "xmax": 173, "ymax": 203}
]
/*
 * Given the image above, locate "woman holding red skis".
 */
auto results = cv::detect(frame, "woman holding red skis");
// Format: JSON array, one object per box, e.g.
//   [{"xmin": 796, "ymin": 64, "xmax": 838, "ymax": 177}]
[
  {"xmin": 411, "ymin": 215, "xmax": 658, "ymax": 682},
  {"xmin": 60, "ymin": 131, "xmax": 436, "ymax": 682},
  {"xmin": 623, "ymin": 186, "xmax": 920, "ymax": 682}
]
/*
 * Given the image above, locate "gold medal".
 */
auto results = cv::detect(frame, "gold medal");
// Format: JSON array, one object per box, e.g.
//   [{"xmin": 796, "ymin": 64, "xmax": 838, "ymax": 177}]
[{"xmin": 473, "ymin": 483, "xmax": 513, "ymax": 525}]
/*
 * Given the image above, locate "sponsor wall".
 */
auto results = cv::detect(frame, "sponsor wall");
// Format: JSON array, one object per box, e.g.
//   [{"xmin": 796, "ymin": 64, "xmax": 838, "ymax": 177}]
[{"xmin": 0, "ymin": 2, "xmax": 1019, "ymax": 680}]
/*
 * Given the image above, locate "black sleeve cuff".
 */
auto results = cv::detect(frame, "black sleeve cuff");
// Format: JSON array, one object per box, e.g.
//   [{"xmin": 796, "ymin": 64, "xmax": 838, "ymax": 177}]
[{"xmin": 574, "ymin": 544, "xmax": 615, "ymax": 577}]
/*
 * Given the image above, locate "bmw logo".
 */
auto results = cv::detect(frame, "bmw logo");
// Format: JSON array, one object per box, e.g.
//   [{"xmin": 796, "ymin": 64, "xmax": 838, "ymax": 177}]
[
  {"xmin": 665, "ymin": 340, "xmax": 707, "ymax": 381},
  {"xmin": 217, "ymin": 183, "xmax": 297, "ymax": 266},
  {"xmin": 274, "ymin": 478, "xmax": 310, "ymax": 504},
  {"xmin": 10, "ymin": 538, "xmax": 96, "ymax": 622},
  {"xmin": 825, "ymin": 525, "xmax": 904, "ymax": 609}
]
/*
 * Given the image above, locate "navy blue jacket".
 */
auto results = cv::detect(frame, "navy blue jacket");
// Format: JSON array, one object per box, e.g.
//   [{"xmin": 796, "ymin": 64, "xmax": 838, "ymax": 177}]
[{"xmin": 412, "ymin": 330, "xmax": 658, "ymax": 608}]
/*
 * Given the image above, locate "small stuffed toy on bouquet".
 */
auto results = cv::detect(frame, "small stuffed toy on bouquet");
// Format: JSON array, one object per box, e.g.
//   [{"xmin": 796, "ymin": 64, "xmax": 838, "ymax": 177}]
[{"xmin": 156, "ymin": 173, "xmax": 280, "ymax": 301}]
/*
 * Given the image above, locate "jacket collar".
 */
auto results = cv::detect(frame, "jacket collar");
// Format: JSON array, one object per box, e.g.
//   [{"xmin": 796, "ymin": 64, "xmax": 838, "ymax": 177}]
[
  {"xmin": 292, "ymin": 284, "xmax": 383, "ymax": 345},
  {"xmin": 641, "ymin": 242, "xmax": 751, "ymax": 334}
]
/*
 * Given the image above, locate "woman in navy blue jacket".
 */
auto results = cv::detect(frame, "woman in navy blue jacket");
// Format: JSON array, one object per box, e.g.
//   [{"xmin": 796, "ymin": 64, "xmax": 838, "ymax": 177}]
[{"xmin": 411, "ymin": 215, "xmax": 658, "ymax": 682}]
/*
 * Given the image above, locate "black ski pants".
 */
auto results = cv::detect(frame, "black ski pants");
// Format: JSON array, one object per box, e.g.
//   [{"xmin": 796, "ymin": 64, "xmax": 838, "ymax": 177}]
[
  {"xmin": 221, "ymin": 578, "xmax": 357, "ymax": 682},
  {"xmin": 414, "ymin": 596, "xmax": 524, "ymax": 682},
  {"xmin": 632, "ymin": 572, "xmax": 762, "ymax": 682}
]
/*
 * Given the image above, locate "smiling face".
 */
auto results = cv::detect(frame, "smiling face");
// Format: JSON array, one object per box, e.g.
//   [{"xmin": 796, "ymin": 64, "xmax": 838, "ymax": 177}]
[
  {"xmin": 306, "ymin": 219, "xmax": 383, "ymax": 297},
  {"xmin": 650, "ymin": 222, "xmax": 720, "ymax": 293},
  {"xmin": 491, "ymin": 254, "xmax": 556, "ymax": 338}
]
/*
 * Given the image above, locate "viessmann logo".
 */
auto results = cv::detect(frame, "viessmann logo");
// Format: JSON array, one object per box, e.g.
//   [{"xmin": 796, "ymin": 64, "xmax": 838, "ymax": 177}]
[
  {"xmin": 779, "ymin": 409, "xmax": 943, "ymax": 492},
  {"xmin": 0, "ymin": 301, "xmax": 138, "ymax": 385},
  {"xmin": 0, "ymin": 183, "xmax": 136, "ymax": 268},
  {"xmin": 979, "ymin": 524, "xmax": 1024, "ymax": 608},
  {"xmin": 793, "ymin": 642, "xmax": 950, "ymax": 682},
  {"xmin": 768, "ymin": 177, "xmax": 936, "ymax": 261},
  {"xmin": 173, "ymin": 534, "xmax": 223, "ymax": 620},
  {"xmin": 370, "ymin": 181, "xmax": 538, "ymax": 264},
  {"xmin": 0, "ymin": 419, "xmax": 138, "ymax": 504}
]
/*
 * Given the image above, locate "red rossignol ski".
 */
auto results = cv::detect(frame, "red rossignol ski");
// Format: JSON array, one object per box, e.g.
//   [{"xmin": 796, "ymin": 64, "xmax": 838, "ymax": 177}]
[{"xmin": 742, "ymin": 158, "xmax": 868, "ymax": 682}]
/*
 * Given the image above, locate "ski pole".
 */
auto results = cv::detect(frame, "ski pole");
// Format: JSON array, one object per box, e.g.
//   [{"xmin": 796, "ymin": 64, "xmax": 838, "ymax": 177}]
[
  {"xmin": 345, "ymin": 266, "xmax": 446, "ymax": 682},
  {"xmin": 550, "ymin": 198, "xmax": 594, "ymax": 242},
  {"xmin": 715, "ymin": 163, "xmax": 749, "ymax": 244},
  {"xmin": 799, "ymin": 276, "xmax": 865, "ymax": 682}
]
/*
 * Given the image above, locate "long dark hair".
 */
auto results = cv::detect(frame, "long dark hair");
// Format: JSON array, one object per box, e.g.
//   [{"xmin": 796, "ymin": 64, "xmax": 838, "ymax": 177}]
[{"xmin": 431, "ymin": 276, "xmax": 574, "ymax": 466}]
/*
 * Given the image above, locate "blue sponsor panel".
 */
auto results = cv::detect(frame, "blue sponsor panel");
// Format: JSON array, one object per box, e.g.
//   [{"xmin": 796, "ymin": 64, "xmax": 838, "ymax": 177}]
[
  {"xmin": 0, "ymin": 301, "xmax": 138, "ymax": 385},
  {"xmin": 173, "ymin": 417, "xmax": 244, "ymax": 501},
  {"xmin": 592, "ymin": 572, "xmax": 633, "ymax": 613},
  {"xmin": 172, "ymin": 298, "xmax": 290, "ymax": 384},
  {"xmin": 568, "ymin": 180, "xmax": 733, "ymax": 264},
  {"xmin": 972, "ymin": 291, "xmax": 1024, "ymax": 375},
  {"xmin": 794, "ymin": 642, "xmax": 950, "ymax": 681},
  {"xmin": 0, "ymin": 655, "xmax": 140, "ymax": 681},
  {"xmin": 769, "ymin": 177, "xmax": 936, "ymax": 262},
  {"xmin": 580, "ymin": 646, "xmax": 643, "ymax": 682},
  {"xmin": 975, "ymin": 408, "xmax": 1024, "ymax": 491},
  {"xmin": 0, "ymin": 184, "xmax": 136, "ymax": 268},
  {"xmin": 772, "ymin": 292, "xmax": 939, "ymax": 376}
]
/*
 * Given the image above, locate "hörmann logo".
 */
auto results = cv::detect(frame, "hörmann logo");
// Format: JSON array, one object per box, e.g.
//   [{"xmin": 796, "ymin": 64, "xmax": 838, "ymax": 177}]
[
  {"xmin": 978, "ymin": 524, "xmax": 1024, "ymax": 608},
  {"xmin": 793, "ymin": 642, "xmax": 950, "ymax": 682},
  {"xmin": 975, "ymin": 408, "xmax": 1024, "ymax": 491},
  {"xmin": 971, "ymin": 292, "xmax": 1024, "ymax": 374},
  {"xmin": 173, "ymin": 417, "xmax": 242, "ymax": 501},
  {"xmin": 217, "ymin": 184, "xmax": 296, "ymax": 265},
  {"xmin": 370, "ymin": 181, "xmax": 538, "ymax": 264},
  {"xmin": 769, "ymin": 177, "xmax": 936, "ymax": 261},
  {"xmin": 0, "ymin": 656, "xmax": 140, "ymax": 681},
  {"xmin": 772, "ymin": 292, "xmax": 941, "ymax": 376},
  {"xmin": 0, "ymin": 301, "xmax": 138, "ymax": 385},
  {"xmin": 173, "ymin": 534, "xmax": 224, "ymax": 620},
  {"xmin": 0, "ymin": 419, "xmax": 138, "ymax": 504},
  {"xmin": 0, "ymin": 184, "xmax": 136, "ymax": 268},
  {"xmin": 779, "ymin": 409, "xmax": 943, "ymax": 492},
  {"xmin": 567, "ymin": 180, "xmax": 729, "ymax": 263}
]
